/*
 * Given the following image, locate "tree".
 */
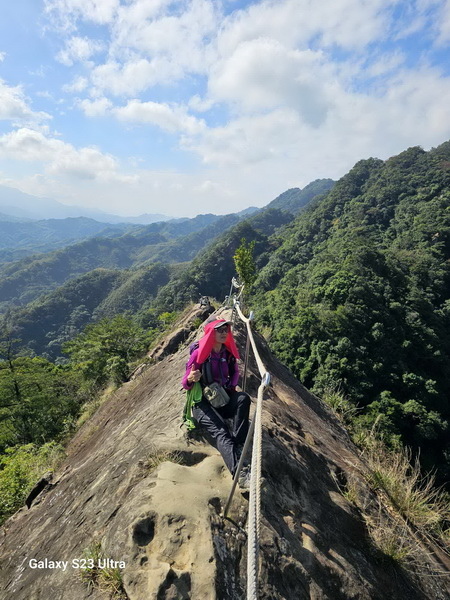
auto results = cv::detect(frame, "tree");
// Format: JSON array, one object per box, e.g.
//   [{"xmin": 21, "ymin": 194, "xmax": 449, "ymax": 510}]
[
  {"xmin": 0, "ymin": 356, "xmax": 84, "ymax": 450},
  {"xmin": 233, "ymin": 238, "xmax": 256, "ymax": 295},
  {"xmin": 63, "ymin": 315, "xmax": 150, "ymax": 387}
]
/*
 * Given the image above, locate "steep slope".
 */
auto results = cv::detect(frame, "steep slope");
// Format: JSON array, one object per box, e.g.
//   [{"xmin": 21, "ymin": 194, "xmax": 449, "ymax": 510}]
[
  {"xmin": 253, "ymin": 142, "xmax": 450, "ymax": 485},
  {"xmin": 0, "ymin": 307, "xmax": 448, "ymax": 600}
]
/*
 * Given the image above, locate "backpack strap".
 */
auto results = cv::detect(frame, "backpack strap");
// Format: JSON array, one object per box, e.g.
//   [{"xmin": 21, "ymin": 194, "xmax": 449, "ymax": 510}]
[{"xmin": 202, "ymin": 358, "xmax": 214, "ymax": 385}]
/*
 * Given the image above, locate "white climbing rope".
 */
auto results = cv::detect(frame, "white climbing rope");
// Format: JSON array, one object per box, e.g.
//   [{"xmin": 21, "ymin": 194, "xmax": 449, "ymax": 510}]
[{"xmin": 223, "ymin": 298, "xmax": 270, "ymax": 600}]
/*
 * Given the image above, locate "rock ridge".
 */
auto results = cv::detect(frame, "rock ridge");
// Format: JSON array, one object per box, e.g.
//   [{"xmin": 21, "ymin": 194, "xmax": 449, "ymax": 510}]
[{"xmin": 0, "ymin": 306, "xmax": 449, "ymax": 600}]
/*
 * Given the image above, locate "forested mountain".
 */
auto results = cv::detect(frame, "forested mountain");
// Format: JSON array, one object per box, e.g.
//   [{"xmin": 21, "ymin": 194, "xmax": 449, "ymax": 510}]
[
  {"xmin": 251, "ymin": 142, "xmax": 450, "ymax": 484},
  {"xmin": 0, "ymin": 217, "xmax": 135, "ymax": 263},
  {"xmin": 0, "ymin": 213, "xmax": 230, "ymax": 312},
  {"xmin": 152, "ymin": 208, "xmax": 292, "ymax": 311},
  {"xmin": 5, "ymin": 264, "xmax": 172, "ymax": 361},
  {"xmin": 5, "ymin": 143, "xmax": 450, "ymax": 489},
  {"xmin": 0, "ymin": 212, "xmax": 30, "ymax": 223},
  {"xmin": 111, "ymin": 142, "xmax": 449, "ymax": 485},
  {"xmin": 1, "ymin": 209, "xmax": 290, "ymax": 359},
  {"xmin": 266, "ymin": 179, "xmax": 335, "ymax": 214},
  {"xmin": 2, "ymin": 141, "xmax": 450, "ymax": 541}
]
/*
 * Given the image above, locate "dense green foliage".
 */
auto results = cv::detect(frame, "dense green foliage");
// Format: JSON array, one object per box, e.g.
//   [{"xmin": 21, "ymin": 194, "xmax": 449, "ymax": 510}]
[
  {"xmin": 234, "ymin": 238, "xmax": 256, "ymax": 290},
  {"xmin": 253, "ymin": 143, "xmax": 450, "ymax": 484},
  {"xmin": 63, "ymin": 315, "xmax": 152, "ymax": 387},
  {"xmin": 0, "ymin": 349, "xmax": 85, "ymax": 451},
  {"xmin": 266, "ymin": 179, "xmax": 336, "ymax": 214},
  {"xmin": 0, "ymin": 442, "xmax": 65, "ymax": 523}
]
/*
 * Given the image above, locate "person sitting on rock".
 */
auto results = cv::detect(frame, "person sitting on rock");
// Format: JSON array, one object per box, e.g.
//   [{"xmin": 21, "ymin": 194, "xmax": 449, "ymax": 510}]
[{"xmin": 182, "ymin": 318, "xmax": 251, "ymax": 490}]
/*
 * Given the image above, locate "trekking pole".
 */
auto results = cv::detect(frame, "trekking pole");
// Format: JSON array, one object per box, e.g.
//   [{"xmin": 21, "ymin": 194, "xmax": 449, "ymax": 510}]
[{"xmin": 222, "ymin": 416, "xmax": 255, "ymax": 519}]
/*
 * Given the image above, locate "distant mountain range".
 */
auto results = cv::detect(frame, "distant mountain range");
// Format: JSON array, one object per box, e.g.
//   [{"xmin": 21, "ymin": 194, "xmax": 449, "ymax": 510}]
[
  {"xmin": 0, "ymin": 217, "xmax": 136, "ymax": 263},
  {"xmin": 0, "ymin": 185, "xmax": 170, "ymax": 224},
  {"xmin": 0, "ymin": 180, "xmax": 333, "ymax": 346},
  {"xmin": 0, "ymin": 181, "xmax": 332, "ymax": 224}
]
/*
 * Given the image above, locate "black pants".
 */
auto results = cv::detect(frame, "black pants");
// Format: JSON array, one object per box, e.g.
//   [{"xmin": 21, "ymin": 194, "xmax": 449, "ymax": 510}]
[{"xmin": 192, "ymin": 390, "xmax": 251, "ymax": 475}]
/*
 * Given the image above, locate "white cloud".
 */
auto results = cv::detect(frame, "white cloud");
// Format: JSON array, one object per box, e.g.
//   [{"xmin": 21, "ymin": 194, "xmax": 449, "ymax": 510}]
[
  {"xmin": 435, "ymin": 0, "xmax": 450, "ymax": 44},
  {"xmin": 7, "ymin": 0, "xmax": 450, "ymax": 219},
  {"xmin": 216, "ymin": 0, "xmax": 396, "ymax": 57},
  {"xmin": 186, "ymin": 109, "xmax": 302, "ymax": 166},
  {"xmin": 380, "ymin": 68, "xmax": 450, "ymax": 143},
  {"xmin": 44, "ymin": 0, "xmax": 120, "ymax": 31},
  {"xmin": 56, "ymin": 35, "xmax": 103, "ymax": 65},
  {"xmin": 0, "ymin": 127, "xmax": 134, "ymax": 183},
  {"xmin": 63, "ymin": 75, "xmax": 88, "ymax": 93},
  {"xmin": 0, "ymin": 80, "xmax": 51, "ymax": 123},
  {"xmin": 78, "ymin": 97, "xmax": 112, "ymax": 117},
  {"xmin": 0, "ymin": 51, "xmax": 6, "ymax": 62},
  {"xmin": 365, "ymin": 51, "xmax": 406, "ymax": 78},
  {"xmin": 184, "ymin": 58, "xmax": 450, "ymax": 178},
  {"xmin": 188, "ymin": 95, "xmax": 215, "ymax": 113},
  {"xmin": 209, "ymin": 39, "xmax": 332, "ymax": 126},
  {"xmin": 85, "ymin": 1, "xmax": 219, "ymax": 96},
  {"xmin": 90, "ymin": 57, "xmax": 179, "ymax": 96},
  {"xmin": 112, "ymin": 0, "xmax": 218, "ymax": 69},
  {"xmin": 113, "ymin": 100, "xmax": 206, "ymax": 135}
]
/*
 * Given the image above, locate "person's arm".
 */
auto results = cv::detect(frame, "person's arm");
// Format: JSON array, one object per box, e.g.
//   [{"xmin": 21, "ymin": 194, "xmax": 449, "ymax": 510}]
[{"xmin": 182, "ymin": 349, "xmax": 201, "ymax": 390}]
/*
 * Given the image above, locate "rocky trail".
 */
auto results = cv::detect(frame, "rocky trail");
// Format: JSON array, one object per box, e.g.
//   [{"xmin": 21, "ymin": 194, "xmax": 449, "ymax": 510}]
[{"xmin": 0, "ymin": 305, "xmax": 449, "ymax": 600}]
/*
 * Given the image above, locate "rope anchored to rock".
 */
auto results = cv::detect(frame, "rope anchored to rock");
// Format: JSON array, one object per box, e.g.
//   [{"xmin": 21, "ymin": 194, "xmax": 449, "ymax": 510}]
[{"xmin": 222, "ymin": 289, "xmax": 270, "ymax": 600}]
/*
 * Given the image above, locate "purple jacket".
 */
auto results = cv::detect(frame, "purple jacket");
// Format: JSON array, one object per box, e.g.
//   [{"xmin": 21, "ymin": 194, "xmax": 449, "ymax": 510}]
[{"xmin": 182, "ymin": 347, "xmax": 239, "ymax": 391}]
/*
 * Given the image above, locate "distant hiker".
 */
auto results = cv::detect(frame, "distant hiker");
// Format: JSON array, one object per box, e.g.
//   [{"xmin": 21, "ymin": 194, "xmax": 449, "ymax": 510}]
[
  {"xmin": 182, "ymin": 318, "xmax": 251, "ymax": 490},
  {"xmin": 199, "ymin": 295, "xmax": 211, "ymax": 308}
]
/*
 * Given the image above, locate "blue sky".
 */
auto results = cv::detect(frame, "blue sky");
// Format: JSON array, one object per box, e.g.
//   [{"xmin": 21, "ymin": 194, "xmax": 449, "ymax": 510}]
[{"xmin": 1, "ymin": 0, "xmax": 450, "ymax": 218}]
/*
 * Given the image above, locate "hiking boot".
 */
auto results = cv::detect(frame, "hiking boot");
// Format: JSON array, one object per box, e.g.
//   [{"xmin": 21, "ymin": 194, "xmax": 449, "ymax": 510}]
[{"xmin": 237, "ymin": 465, "xmax": 251, "ymax": 492}]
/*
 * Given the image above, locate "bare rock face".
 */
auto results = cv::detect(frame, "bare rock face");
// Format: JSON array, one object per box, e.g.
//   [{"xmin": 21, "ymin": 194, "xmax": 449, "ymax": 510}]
[{"xmin": 0, "ymin": 308, "xmax": 449, "ymax": 600}]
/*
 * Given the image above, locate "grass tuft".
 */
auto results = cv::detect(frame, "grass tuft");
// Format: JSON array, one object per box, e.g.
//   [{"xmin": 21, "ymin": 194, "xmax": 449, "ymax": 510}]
[
  {"xmin": 79, "ymin": 541, "xmax": 127, "ymax": 599},
  {"xmin": 143, "ymin": 444, "xmax": 183, "ymax": 473},
  {"xmin": 365, "ymin": 507, "xmax": 416, "ymax": 565},
  {"xmin": 321, "ymin": 385, "xmax": 360, "ymax": 424},
  {"xmin": 364, "ymin": 442, "xmax": 450, "ymax": 536}
]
